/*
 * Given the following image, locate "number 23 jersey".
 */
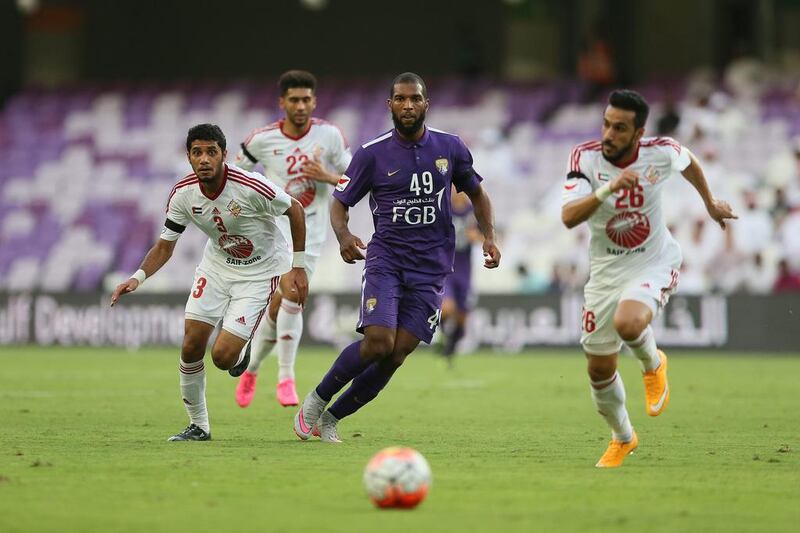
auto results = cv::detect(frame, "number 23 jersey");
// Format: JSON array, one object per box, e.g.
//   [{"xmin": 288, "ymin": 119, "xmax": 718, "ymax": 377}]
[{"xmin": 561, "ymin": 137, "xmax": 691, "ymax": 287}]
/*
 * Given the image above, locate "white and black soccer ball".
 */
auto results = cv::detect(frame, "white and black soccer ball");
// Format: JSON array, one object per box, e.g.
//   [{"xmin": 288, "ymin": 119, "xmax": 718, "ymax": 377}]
[{"xmin": 363, "ymin": 447, "xmax": 432, "ymax": 509}]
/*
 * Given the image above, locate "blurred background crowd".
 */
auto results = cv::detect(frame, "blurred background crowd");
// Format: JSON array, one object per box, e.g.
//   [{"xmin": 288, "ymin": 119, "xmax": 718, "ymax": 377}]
[{"xmin": 1, "ymin": 0, "xmax": 799, "ymax": 296}]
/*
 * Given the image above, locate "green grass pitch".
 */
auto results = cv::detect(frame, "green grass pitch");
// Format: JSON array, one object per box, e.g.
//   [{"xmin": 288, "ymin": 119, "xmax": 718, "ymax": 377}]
[{"xmin": 1, "ymin": 347, "xmax": 798, "ymax": 532}]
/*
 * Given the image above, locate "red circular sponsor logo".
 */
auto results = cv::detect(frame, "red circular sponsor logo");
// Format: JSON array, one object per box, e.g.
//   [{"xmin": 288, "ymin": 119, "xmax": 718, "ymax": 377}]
[
  {"xmin": 218, "ymin": 234, "xmax": 254, "ymax": 258},
  {"xmin": 285, "ymin": 176, "xmax": 316, "ymax": 208},
  {"xmin": 605, "ymin": 211, "xmax": 651, "ymax": 248}
]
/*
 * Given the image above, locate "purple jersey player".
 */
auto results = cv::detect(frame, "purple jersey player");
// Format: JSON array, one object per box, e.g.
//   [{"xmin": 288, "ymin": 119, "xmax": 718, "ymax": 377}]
[
  {"xmin": 293, "ymin": 72, "xmax": 501, "ymax": 443},
  {"xmin": 440, "ymin": 188, "xmax": 482, "ymax": 363}
]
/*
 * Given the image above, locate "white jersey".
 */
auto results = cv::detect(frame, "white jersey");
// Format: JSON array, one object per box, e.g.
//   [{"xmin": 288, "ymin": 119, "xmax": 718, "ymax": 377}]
[
  {"xmin": 162, "ymin": 164, "xmax": 293, "ymax": 280},
  {"xmin": 234, "ymin": 118, "xmax": 352, "ymax": 251},
  {"xmin": 561, "ymin": 137, "xmax": 691, "ymax": 286}
]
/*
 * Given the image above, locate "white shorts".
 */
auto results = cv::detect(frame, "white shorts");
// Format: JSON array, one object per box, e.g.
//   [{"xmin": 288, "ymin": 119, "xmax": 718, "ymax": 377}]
[
  {"xmin": 580, "ymin": 265, "xmax": 680, "ymax": 356},
  {"xmin": 184, "ymin": 266, "xmax": 280, "ymax": 340}
]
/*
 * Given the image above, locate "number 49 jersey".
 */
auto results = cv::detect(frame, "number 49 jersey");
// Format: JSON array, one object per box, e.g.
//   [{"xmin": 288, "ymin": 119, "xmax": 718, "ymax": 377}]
[
  {"xmin": 334, "ymin": 127, "xmax": 483, "ymax": 276},
  {"xmin": 561, "ymin": 137, "xmax": 691, "ymax": 287},
  {"xmin": 162, "ymin": 164, "xmax": 293, "ymax": 281}
]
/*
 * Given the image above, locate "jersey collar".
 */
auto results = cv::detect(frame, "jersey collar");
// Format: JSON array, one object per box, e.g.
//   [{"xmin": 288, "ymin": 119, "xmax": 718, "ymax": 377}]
[
  {"xmin": 198, "ymin": 164, "xmax": 228, "ymax": 200},
  {"xmin": 279, "ymin": 118, "xmax": 313, "ymax": 141},
  {"xmin": 607, "ymin": 143, "xmax": 640, "ymax": 169},
  {"xmin": 391, "ymin": 126, "xmax": 430, "ymax": 149}
]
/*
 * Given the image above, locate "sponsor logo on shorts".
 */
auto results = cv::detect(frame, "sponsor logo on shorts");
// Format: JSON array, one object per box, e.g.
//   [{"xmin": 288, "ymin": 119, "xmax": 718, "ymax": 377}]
[
  {"xmin": 236, "ymin": 316, "xmax": 246, "ymax": 325},
  {"xmin": 365, "ymin": 297, "xmax": 377, "ymax": 314}
]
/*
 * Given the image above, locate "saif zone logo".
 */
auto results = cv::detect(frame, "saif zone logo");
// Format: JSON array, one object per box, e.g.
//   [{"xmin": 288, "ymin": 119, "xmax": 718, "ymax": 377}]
[
  {"xmin": 218, "ymin": 234, "xmax": 254, "ymax": 258},
  {"xmin": 605, "ymin": 212, "xmax": 651, "ymax": 248}
]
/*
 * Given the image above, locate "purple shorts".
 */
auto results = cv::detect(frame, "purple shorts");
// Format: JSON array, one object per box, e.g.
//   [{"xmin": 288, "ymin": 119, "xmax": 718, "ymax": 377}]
[{"xmin": 357, "ymin": 266, "xmax": 445, "ymax": 344}]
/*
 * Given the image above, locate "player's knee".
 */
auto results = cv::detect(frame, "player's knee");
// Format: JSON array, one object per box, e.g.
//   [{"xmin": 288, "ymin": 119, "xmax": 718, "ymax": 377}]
[
  {"xmin": 361, "ymin": 335, "xmax": 394, "ymax": 362},
  {"xmin": 210, "ymin": 346, "xmax": 236, "ymax": 370},
  {"xmin": 181, "ymin": 338, "xmax": 205, "ymax": 362},
  {"xmin": 613, "ymin": 314, "xmax": 647, "ymax": 341},
  {"xmin": 587, "ymin": 358, "xmax": 616, "ymax": 382}
]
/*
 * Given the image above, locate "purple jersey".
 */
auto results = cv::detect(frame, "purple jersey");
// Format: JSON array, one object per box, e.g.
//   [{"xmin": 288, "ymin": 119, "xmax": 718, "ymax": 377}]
[{"xmin": 334, "ymin": 127, "xmax": 482, "ymax": 275}]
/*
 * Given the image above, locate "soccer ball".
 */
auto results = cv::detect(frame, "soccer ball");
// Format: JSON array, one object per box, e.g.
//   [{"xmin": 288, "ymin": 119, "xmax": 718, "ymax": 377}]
[{"xmin": 363, "ymin": 447, "xmax": 432, "ymax": 509}]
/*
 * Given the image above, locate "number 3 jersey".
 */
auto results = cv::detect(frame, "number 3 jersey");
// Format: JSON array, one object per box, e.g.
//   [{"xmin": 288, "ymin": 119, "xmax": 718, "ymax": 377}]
[
  {"xmin": 561, "ymin": 137, "xmax": 691, "ymax": 286},
  {"xmin": 334, "ymin": 127, "xmax": 482, "ymax": 276},
  {"xmin": 234, "ymin": 118, "xmax": 352, "ymax": 252},
  {"xmin": 162, "ymin": 164, "xmax": 294, "ymax": 280}
]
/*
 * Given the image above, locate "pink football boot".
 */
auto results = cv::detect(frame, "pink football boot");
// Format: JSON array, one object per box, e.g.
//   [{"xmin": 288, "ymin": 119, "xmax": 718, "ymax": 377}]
[
  {"xmin": 276, "ymin": 377, "xmax": 299, "ymax": 407},
  {"xmin": 235, "ymin": 371, "xmax": 257, "ymax": 408}
]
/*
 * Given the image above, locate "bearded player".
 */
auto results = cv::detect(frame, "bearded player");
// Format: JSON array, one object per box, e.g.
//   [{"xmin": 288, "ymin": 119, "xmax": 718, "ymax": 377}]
[
  {"xmin": 234, "ymin": 70, "xmax": 352, "ymax": 408},
  {"xmin": 561, "ymin": 90, "xmax": 736, "ymax": 467},
  {"xmin": 293, "ymin": 72, "xmax": 501, "ymax": 443}
]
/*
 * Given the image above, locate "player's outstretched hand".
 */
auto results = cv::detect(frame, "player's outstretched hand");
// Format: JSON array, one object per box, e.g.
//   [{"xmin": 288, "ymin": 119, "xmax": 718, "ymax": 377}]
[
  {"xmin": 706, "ymin": 198, "xmax": 738, "ymax": 229},
  {"xmin": 339, "ymin": 234, "xmax": 367, "ymax": 264},
  {"xmin": 110, "ymin": 279, "xmax": 140, "ymax": 307},
  {"xmin": 483, "ymin": 240, "xmax": 501, "ymax": 269},
  {"xmin": 610, "ymin": 169, "xmax": 639, "ymax": 192},
  {"xmin": 284, "ymin": 267, "xmax": 309, "ymax": 305}
]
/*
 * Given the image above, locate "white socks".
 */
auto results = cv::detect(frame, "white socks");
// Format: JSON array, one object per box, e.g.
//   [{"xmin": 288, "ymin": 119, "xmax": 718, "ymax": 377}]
[
  {"xmin": 625, "ymin": 326, "xmax": 660, "ymax": 372},
  {"xmin": 246, "ymin": 315, "xmax": 277, "ymax": 374},
  {"xmin": 179, "ymin": 359, "xmax": 209, "ymax": 434},
  {"xmin": 277, "ymin": 300, "xmax": 303, "ymax": 381},
  {"xmin": 591, "ymin": 372, "xmax": 633, "ymax": 442}
]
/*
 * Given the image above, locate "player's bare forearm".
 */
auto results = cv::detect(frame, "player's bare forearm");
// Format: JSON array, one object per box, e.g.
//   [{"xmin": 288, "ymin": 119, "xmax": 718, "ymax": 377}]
[
  {"xmin": 140, "ymin": 238, "xmax": 176, "ymax": 277},
  {"xmin": 330, "ymin": 198, "xmax": 352, "ymax": 242},
  {"xmin": 681, "ymin": 153, "xmax": 714, "ymax": 207},
  {"xmin": 465, "ymin": 185, "xmax": 496, "ymax": 242},
  {"xmin": 466, "ymin": 185, "xmax": 501, "ymax": 268},
  {"xmin": 285, "ymin": 198, "xmax": 306, "ymax": 252},
  {"xmin": 111, "ymin": 239, "xmax": 175, "ymax": 306},
  {"xmin": 330, "ymin": 198, "xmax": 366, "ymax": 263},
  {"xmin": 562, "ymin": 195, "xmax": 602, "ymax": 229},
  {"xmin": 681, "ymin": 152, "xmax": 738, "ymax": 229}
]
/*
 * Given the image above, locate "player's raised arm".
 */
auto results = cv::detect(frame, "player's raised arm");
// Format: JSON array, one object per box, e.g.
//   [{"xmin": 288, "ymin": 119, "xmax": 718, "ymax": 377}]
[
  {"xmin": 561, "ymin": 168, "xmax": 640, "ymax": 229},
  {"xmin": 464, "ymin": 184, "xmax": 501, "ymax": 269},
  {"xmin": 330, "ymin": 198, "xmax": 366, "ymax": 264},
  {"xmin": 110, "ymin": 238, "xmax": 177, "ymax": 306},
  {"xmin": 282, "ymin": 197, "xmax": 309, "ymax": 304},
  {"xmin": 680, "ymin": 151, "xmax": 737, "ymax": 230}
]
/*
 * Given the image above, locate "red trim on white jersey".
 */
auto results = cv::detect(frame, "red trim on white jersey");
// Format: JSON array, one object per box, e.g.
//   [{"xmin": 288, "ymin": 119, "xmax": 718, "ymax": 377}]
[
  {"xmin": 198, "ymin": 166, "xmax": 227, "ymax": 201},
  {"xmin": 227, "ymin": 168, "xmax": 277, "ymax": 200},
  {"xmin": 279, "ymin": 118, "xmax": 312, "ymax": 141},
  {"xmin": 569, "ymin": 140, "xmax": 602, "ymax": 173},
  {"xmin": 641, "ymin": 137, "xmax": 681, "ymax": 154},
  {"xmin": 242, "ymin": 121, "xmax": 281, "ymax": 146},
  {"xmin": 165, "ymin": 175, "xmax": 198, "ymax": 212}
]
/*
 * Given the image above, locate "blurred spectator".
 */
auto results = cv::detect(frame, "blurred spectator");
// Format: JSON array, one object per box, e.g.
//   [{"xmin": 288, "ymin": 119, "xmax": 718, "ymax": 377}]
[
  {"xmin": 772, "ymin": 259, "xmax": 800, "ymax": 292},
  {"xmin": 732, "ymin": 190, "xmax": 774, "ymax": 255},
  {"xmin": 576, "ymin": 24, "xmax": 615, "ymax": 102},
  {"xmin": 778, "ymin": 207, "xmax": 800, "ymax": 269},
  {"xmin": 656, "ymin": 93, "xmax": 681, "ymax": 136},
  {"xmin": 740, "ymin": 253, "xmax": 776, "ymax": 294},
  {"xmin": 517, "ymin": 263, "xmax": 547, "ymax": 294},
  {"xmin": 709, "ymin": 230, "xmax": 746, "ymax": 293}
]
